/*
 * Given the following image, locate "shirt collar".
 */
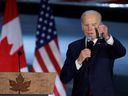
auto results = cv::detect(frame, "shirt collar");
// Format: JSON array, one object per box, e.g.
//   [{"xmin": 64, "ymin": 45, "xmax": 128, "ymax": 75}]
[{"xmin": 85, "ymin": 38, "xmax": 98, "ymax": 47}]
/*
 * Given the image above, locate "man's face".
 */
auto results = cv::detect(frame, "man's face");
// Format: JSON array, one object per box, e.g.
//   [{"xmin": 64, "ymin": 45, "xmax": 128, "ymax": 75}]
[{"xmin": 81, "ymin": 13, "xmax": 100, "ymax": 40}]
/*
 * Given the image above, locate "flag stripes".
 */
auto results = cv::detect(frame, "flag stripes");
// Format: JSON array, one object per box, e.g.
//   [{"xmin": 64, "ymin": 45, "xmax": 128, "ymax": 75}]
[
  {"xmin": 33, "ymin": 40, "xmax": 66, "ymax": 95},
  {"xmin": 45, "ymin": 43, "xmax": 61, "ymax": 75}
]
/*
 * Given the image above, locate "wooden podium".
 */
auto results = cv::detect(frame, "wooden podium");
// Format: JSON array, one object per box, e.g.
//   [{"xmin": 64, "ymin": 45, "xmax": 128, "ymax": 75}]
[{"xmin": 0, "ymin": 72, "xmax": 56, "ymax": 96}]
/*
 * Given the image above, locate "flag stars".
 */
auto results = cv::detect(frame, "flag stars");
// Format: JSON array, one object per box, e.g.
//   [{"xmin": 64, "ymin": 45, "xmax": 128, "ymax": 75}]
[
  {"xmin": 47, "ymin": 35, "xmax": 51, "ymax": 40},
  {"xmin": 37, "ymin": 24, "xmax": 41, "ymax": 28},
  {"xmin": 42, "ymin": 4, "xmax": 46, "ymax": 8},
  {"xmin": 45, "ymin": 13, "xmax": 49, "ymax": 18},
  {"xmin": 39, "ymin": 18, "xmax": 43, "ymax": 22},
  {"xmin": 35, "ymin": 0, "xmax": 58, "ymax": 49},
  {"xmin": 42, "ymin": 26, "xmax": 46, "ymax": 31},
  {"xmin": 48, "ymin": 29, "xmax": 52, "ymax": 33},
  {"xmin": 49, "ymin": 22, "xmax": 53, "ymax": 26},
  {"xmin": 41, "ymin": 33, "xmax": 45, "ymax": 37},
  {"xmin": 44, "ymin": 20, "xmax": 48, "ymax": 24},
  {"xmin": 40, "ymin": 11, "xmax": 44, "ymax": 15},
  {"xmin": 54, "ymin": 31, "xmax": 57, "ymax": 35},
  {"xmin": 40, "ymin": 40, "xmax": 44, "ymax": 44}
]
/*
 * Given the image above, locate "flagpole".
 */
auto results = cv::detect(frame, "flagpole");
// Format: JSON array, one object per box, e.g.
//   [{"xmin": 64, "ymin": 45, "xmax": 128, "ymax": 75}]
[
  {"xmin": 18, "ymin": 51, "xmax": 22, "ymax": 94},
  {"xmin": 18, "ymin": 51, "xmax": 22, "ymax": 73}
]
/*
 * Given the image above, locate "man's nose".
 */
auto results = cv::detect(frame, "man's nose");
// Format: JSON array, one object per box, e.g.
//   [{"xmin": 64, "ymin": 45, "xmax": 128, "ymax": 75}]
[{"xmin": 87, "ymin": 25, "xmax": 93, "ymax": 31}]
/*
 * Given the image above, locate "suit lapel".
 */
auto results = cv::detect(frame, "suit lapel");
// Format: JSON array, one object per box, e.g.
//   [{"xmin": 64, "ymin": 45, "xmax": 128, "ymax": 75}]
[
  {"xmin": 91, "ymin": 39, "xmax": 103, "ymax": 63},
  {"xmin": 79, "ymin": 37, "xmax": 86, "ymax": 51}
]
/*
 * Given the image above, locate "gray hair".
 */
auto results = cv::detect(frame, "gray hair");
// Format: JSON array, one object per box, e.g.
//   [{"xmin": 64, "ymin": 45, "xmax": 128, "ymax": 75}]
[{"xmin": 81, "ymin": 10, "xmax": 102, "ymax": 23}]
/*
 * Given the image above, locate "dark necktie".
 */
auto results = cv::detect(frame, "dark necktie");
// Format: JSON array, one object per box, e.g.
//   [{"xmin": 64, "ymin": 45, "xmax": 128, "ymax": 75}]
[
  {"xmin": 87, "ymin": 40, "xmax": 94, "ymax": 50},
  {"xmin": 87, "ymin": 40, "xmax": 94, "ymax": 96}
]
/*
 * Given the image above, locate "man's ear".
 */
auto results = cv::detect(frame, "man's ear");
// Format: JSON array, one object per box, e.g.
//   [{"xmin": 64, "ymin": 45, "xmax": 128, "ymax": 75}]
[{"xmin": 81, "ymin": 23, "xmax": 84, "ymax": 31}]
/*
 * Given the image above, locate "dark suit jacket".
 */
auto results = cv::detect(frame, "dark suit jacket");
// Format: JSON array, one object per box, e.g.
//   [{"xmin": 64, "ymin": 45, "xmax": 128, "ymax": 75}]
[{"xmin": 60, "ymin": 37, "xmax": 126, "ymax": 96}]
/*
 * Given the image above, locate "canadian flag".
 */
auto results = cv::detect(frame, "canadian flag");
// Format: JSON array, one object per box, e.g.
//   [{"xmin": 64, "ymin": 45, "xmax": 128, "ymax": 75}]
[{"xmin": 0, "ymin": 0, "xmax": 28, "ymax": 72}]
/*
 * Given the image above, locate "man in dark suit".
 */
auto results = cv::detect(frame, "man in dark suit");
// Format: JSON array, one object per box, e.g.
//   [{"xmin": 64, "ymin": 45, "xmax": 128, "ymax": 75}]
[{"xmin": 60, "ymin": 10, "xmax": 126, "ymax": 96}]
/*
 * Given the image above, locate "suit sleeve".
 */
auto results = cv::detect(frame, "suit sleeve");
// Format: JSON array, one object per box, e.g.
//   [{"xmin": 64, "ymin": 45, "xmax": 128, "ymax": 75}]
[
  {"xmin": 60, "ymin": 44, "xmax": 78, "ymax": 84},
  {"xmin": 109, "ymin": 37, "xmax": 126, "ymax": 59}
]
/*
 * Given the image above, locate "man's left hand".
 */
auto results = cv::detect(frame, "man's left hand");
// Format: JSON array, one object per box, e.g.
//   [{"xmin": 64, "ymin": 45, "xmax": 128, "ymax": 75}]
[{"xmin": 98, "ymin": 24, "xmax": 110, "ymax": 40}]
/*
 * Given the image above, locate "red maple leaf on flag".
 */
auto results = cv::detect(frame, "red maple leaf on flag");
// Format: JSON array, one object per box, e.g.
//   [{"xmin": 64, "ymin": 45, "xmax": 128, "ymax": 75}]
[{"xmin": 0, "ymin": 37, "xmax": 26, "ymax": 72}]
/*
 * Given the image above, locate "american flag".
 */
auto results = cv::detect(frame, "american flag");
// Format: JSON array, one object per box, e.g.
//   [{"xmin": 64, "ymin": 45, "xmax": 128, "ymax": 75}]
[{"xmin": 32, "ymin": 0, "xmax": 66, "ymax": 96}]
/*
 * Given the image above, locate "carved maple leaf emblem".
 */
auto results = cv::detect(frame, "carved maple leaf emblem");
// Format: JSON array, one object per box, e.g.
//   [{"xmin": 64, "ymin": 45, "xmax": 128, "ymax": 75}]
[{"xmin": 9, "ymin": 73, "xmax": 31, "ymax": 92}]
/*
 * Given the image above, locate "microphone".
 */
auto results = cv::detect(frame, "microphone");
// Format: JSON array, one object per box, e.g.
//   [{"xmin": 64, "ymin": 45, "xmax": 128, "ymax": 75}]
[
  {"xmin": 87, "ymin": 37, "xmax": 93, "ymax": 50},
  {"xmin": 86, "ymin": 37, "xmax": 94, "ymax": 62},
  {"xmin": 82, "ymin": 38, "xmax": 94, "ymax": 70}
]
